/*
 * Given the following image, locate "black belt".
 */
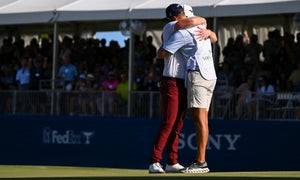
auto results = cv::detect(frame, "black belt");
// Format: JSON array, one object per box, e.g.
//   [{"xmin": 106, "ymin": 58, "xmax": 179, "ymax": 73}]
[{"xmin": 162, "ymin": 76, "xmax": 183, "ymax": 81}]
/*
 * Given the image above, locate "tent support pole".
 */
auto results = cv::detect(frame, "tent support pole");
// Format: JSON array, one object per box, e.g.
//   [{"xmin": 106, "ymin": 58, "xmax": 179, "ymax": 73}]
[
  {"xmin": 51, "ymin": 22, "xmax": 58, "ymax": 115},
  {"xmin": 128, "ymin": 20, "xmax": 134, "ymax": 117},
  {"xmin": 211, "ymin": 16, "xmax": 218, "ymax": 118}
]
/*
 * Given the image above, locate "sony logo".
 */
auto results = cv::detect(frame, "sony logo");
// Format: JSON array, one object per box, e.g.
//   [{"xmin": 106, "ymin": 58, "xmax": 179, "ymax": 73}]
[{"xmin": 179, "ymin": 133, "xmax": 241, "ymax": 151}]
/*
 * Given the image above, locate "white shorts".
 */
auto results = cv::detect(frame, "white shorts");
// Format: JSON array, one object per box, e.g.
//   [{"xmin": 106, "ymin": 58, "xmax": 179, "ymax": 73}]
[{"xmin": 187, "ymin": 70, "xmax": 216, "ymax": 110}]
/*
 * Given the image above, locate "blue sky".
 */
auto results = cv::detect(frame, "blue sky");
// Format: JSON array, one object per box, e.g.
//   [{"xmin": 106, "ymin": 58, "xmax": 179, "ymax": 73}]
[{"xmin": 95, "ymin": 31, "xmax": 128, "ymax": 48}]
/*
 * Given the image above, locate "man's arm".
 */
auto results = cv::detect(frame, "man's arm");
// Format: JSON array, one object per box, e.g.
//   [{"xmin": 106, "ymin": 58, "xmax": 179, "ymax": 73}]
[
  {"xmin": 157, "ymin": 31, "xmax": 184, "ymax": 59},
  {"xmin": 207, "ymin": 29, "xmax": 217, "ymax": 43},
  {"xmin": 175, "ymin": 16, "xmax": 206, "ymax": 31},
  {"xmin": 156, "ymin": 33, "xmax": 170, "ymax": 60},
  {"xmin": 195, "ymin": 28, "xmax": 218, "ymax": 43},
  {"xmin": 157, "ymin": 47, "xmax": 171, "ymax": 59}
]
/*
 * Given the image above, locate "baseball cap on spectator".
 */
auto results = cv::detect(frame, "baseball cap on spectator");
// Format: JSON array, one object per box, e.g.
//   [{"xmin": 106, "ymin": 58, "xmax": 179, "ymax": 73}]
[
  {"xmin": 165, "ymin": 4, "xmax": 184, "ymax": 20},
  {"xmin": 79, "ymin": 74, "xmax": 86, "ymax": 79},
  {"xmin": 183, "ymin": 4, "xmax": 194, "ymax": 17},
  {"xmin": 87, "ymin": 73, "xmax": 95, "ymax": 80}
]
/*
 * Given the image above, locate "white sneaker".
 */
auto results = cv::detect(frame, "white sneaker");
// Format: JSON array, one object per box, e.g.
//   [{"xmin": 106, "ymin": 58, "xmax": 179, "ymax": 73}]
[
  {"xmin": 149, "ymin": 162, "xmax": 165, "ymax": 173},
  {"xmin": 180, "ymin": 161, "xmax": 210, "ymax": 173},
  {"xmin": 165, "ymin": 163, "xmax": 185, "ymax": 173}
]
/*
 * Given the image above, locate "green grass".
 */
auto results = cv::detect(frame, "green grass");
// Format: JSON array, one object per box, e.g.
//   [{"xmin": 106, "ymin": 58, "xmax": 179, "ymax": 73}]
[{"xmin": 0, "ymin": 165, "xmax": 299, "ymax": 180}]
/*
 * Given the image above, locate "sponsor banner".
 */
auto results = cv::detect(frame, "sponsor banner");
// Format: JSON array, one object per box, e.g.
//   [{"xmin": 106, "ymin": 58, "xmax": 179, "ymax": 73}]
[
  {"xmin": 0, "ymin": 115, "xmax": 299, "ymax": 171},
  {"xmin": 43, "ymin": 127, "xmax": 94, "ymax": 145}
]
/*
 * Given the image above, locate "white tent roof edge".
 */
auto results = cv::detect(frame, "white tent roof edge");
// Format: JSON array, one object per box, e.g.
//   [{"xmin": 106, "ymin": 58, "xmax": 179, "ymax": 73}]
[
  {"xmin": 0, "ymin": 0, "xmax": 299, "ymax": 25},
  {"xmin": 0, "ymin": 12, "xmax": 55, "ymax": 25},
  {"xmin": 212, "ymin": 1, "xmax": 300, "ymax": 17}
]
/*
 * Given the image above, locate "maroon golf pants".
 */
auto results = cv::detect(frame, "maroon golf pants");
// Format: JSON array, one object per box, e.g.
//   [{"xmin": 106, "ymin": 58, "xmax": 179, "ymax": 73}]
[{"xmin": 150, "ymin": 77, "xmax": 187, "ymax": 165}]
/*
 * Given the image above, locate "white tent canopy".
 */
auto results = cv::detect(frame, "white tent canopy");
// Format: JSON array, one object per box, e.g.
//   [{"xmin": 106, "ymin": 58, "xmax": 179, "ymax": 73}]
[
  {"xmin": 0, "ymin": 0, "xmax": 72, "ymax": 24},
  {"xmin": 0, "ymin": 0, "xmax": 299, "ymax": 25}
]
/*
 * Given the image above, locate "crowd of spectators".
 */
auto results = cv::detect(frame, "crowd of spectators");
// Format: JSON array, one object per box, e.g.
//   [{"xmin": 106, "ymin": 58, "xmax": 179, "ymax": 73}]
[
  {"xmin": 0, "ymin": 34, "xmax": 161, "ymax": 92},
  {"xmin": 0, "ymin": 33, "xmax": 162, "ymax": 114},
  {"xmin": 215, "ymin": 30, "xmax": 300, "ymax": 120},
  {"xmin": 0, "ymin": 35, "xmax": 161, "ymax": 90},
  {"xmin": 0, "ymin": 30, "xmax": 300, "ymax": 117},
  {"xmin": 217, "ymin": 30, "xmax": 300, "ymax": 92}
]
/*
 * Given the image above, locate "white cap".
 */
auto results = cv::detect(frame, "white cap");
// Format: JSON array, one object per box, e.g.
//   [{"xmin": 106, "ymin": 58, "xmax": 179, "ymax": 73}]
[
  {"xmin": 184, "ymin": 4, "xmax": 207, "ymax": 29},
  {"xmin": 183, "ymin": 4, "xmax": 194, "ymax": 17}
]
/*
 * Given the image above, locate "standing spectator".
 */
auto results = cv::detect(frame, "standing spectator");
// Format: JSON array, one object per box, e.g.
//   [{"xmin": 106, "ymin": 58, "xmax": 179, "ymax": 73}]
[
  {"xmin": 100, "ymin": 71, "xmax": 119, "ymax": 114},
  {"xmin": 234, "ymin": 76, "xmax": 256, "ymax": 120},
  {"xmin": 57, "ymin": 50, "xmax": 78, "ymax": 91},
  {"xmin": 134, "ymin": 41, "xmax": 147, "ymax": 69},
  {"xmin": 98, "ymin": 38, "xmax": 109, "ymax": 60},
  {"xmin": 244, "ymin": 34, "xmax": 263, "ymax": 65},
  {"xmin": 29, "ymin": 55, "xmax": 47, "ymax": 90},
  {"xmin": 12, "ymin": 36, "xmax": 25, "ymax": 60},
  {"xmin": 29, "ymin": 55, "xmax": 48, "ymax": 113},
  {"xmin": 74, "ymin": 74, "xmax": 89, "ymax": 114},
  {"xmin": 0, "ymin": 64, "xmax": 16, "ymax": 90},
  {"xmin": 74, "ymin": 73, "xmax": 98, "ymax": 115},
  {"xmin": 15, "ymin": 56, "xmax": 31, "ymax": 113},
  {"xmin": 101, "ymin": 71, "xmax": 119, "ymax": 91},
  {"xmin": 86, "ymin": 73, "xmax": 97, "ymax": 114},
  {"xmin": 222, "ymin": 37, "xmax": 235, "ymax": 64},
  {"xmin": 263, "ymin": 31, "xmax": 275, "ymax": 65},
  {"xmin": 231, "ymin": 35, "xmax": 246, "ymax": 72},
  {"xmin": 249, "ymin": 75, "xmax": 276, "ymax": 119},
  {"xmin": 71, "ymin": 34, "xmax": 84, "ymax": 64},
  {"xmin": 57, "ymin": 51, "xmax": 78, "ymax": 114},
  {"xmin": 25, "ymin": 38, "xmax": 40, "ymax": 58},
  {"xmin": 146, "ymin": 35, "xmax": 157, "ymax": 63},
  {"xmin": 1, "ymin": 37, "xmax": 14, "ymax": 64},
  {"xmin": 0, "ymin": 64, "xmax": 16, "ymax": 113},
  {"xmin": 115, "ymin": 72, "xmax": 137, "ymax": 114},
  {"xmin": 266, "ymin": 29, "xmax": 282, "ymax": 65},
  {"xmin": 59, "ymin": 36, "xmax": 72, "ymax": 64},
  {"xmin": 281, "ymin": 33, "xmax": 297, "ymax": 74},
  {"xmin": 40, "ymin": 37, "xmax": 52, "ymax": 58},
  {"xmin": 16, "ymin": 56, "xmax": 30, "ymax": 90}
]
